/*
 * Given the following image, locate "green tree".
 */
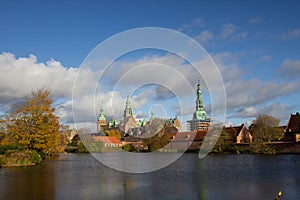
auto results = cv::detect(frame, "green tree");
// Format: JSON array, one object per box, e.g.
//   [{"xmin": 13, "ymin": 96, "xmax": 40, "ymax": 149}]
[
  {"xmin": 213, "ymin": 128, "xmax": 235, "ymax": 153},
  {"xmin": 250, "ymin": 114, "xmax": 284, "ymax": 154},
  {"xmin": 252, "ymin": 114, "xmax": 284, "ymax": 142},
  {"xmin": 5, "ymin": 89, "xmax": 63, "ymax": 156}
]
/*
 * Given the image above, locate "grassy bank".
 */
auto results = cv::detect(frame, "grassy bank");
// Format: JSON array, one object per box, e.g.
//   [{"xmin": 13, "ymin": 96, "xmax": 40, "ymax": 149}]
[{"xmin": 0, "ymin": 145, "xmax": 42, "ymax": 167}]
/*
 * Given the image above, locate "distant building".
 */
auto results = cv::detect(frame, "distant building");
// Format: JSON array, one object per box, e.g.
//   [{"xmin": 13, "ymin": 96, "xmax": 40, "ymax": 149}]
[
  {"xmin": 284, "ymin": 112, "xmax": 300, "ymax": 142},
  {"xmin": 162, "ymin": 130, "xmax": 207, "ymax": 151},
  {"xmin": 223, "ymin": 124, "xmax": 252, "ymax": 144},
  {"xmin": 93, "ymin": 136, "xmax": 122, "ymax": 147},
  {"xmin": 166, "ymin": 116, "xmax": 182, "ymax": 132},
  {"xmin": 187, "ymin": 82, "xmax": 210, "ymax": 131},
  {"xmin": 106, "ymin": 96, "xmax": 139, "ymax": 135},
  {"xmin": 97, "ymin": 106, "xmax": 107, "ymax": 132}
]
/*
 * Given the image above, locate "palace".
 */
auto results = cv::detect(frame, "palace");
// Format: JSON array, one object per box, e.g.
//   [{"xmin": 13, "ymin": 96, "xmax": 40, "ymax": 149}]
[{"xmin": 97, "ymin": 96, "xmax": 181, "ymax": 139}]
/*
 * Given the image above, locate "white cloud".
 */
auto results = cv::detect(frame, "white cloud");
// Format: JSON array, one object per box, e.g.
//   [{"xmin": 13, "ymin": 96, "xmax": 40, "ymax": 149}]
[
  {"xmin": 249, "ymin": 16, "xmax": 263, "ymax": 25},
  {"xmin": 281, "ymin": 28, "xmax": 300, "ymax": 40},
  {"xmin": 278, "ymin": 58, "xmax": 300, "ymax": 77},
  {"xmin": 178, "ymin": 18, "xmax": 205, "ymax": 33},
  {"xmin": 0, "ymin": 52, "xmax": 82, "ymax": 102},
  {"xmin": 105, "ymin": 54, "xmax": 200, "ymax": 97},
  {"xmin": 220, "ymin": 23, "xmax": 238, "ymax": 39},
  {"xmin": 258, "ymin": 54, "xmax": 272, "ymax": 62},
  {"xmin": 0, "ymin": 52, "xmax": 124, "ymax": 131},
  {"xmin": 220, "ymin": 23, "xmax": 248, "ymax": 40},
  {"xmin": 211, "ymin": 52, "xmax": 244, "ymax": 80},
  {"xmin": 195, "ymin": 30, "xmax": 214, "ymax": 43},
  {"xmin": 230, "ymin": 102, "xmax": 292, "ymax": 123},
  {"xmin": 225, "ymin": 79, "xmax": 299, "ymax": 110}
]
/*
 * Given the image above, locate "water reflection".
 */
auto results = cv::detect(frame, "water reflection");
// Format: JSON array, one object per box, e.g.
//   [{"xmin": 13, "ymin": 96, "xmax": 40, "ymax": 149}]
[
  {"xmin": 0, "ymin": 158, "xmax": 56, "ymax": 199},
  {"xmin": 0, "ymin": 153, "xmax": 300, "ymax": 199}
]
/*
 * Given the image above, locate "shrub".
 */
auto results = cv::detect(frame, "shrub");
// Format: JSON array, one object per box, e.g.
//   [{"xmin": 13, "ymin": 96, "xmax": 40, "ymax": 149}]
[
  {"xmin": 123, "ymin": 144, "xmax": 135, "ymax": 152},
  {"xmin": 0, "ymin": 149, "xmax": 42, "ymax": 166},
  {"xmin": 30, "ymin": 150, "xmax": 42, "ymax": 164}
]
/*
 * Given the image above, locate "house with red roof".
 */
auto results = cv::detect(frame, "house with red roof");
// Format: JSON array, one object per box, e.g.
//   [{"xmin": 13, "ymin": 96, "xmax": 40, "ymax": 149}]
[{"xmin": 92, "ymin": 136, "xmax": 123, "ymax": 147}]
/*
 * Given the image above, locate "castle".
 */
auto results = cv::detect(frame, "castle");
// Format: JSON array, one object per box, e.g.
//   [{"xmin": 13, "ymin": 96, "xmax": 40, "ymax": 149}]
[
  {"xmin": 97, "ymin": 96, "xmax": 182, "ymax": 138},
  {"xmin": 97, "ymin": 82, "xmax": 209, "ymax": 136}
]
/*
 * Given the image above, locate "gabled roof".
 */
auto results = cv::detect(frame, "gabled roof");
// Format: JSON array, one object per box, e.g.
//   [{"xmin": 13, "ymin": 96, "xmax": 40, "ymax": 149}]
[
  {"xmin": 286, "ymin": 113, "xmax": 300, "ymax": 132},
  {"xmin": 93, "ymin": 136, "xmax": 122, "ymax": 144},
  {"xmin": 223, "ymin": 124, "xmax": 244, "ymax": 137}
]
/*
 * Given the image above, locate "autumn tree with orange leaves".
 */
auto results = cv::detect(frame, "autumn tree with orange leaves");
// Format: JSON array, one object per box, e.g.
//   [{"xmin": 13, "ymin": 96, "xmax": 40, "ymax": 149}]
[{"xmin": 3, "ymin": 89, "xmax": 64, "ymax": 156}]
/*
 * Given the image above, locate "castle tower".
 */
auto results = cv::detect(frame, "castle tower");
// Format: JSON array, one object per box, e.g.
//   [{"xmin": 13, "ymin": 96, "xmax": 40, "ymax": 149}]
[
  {"xmin": 193, "ymin": 82, "xmax": 207, "ymax": 120},
  {"xmin": 187, "ymin": 81, "xmax": 210, "ymax": 131},
  {"xmin": 123, "ymin": 96, "xmax": 133, "ymax": 118},
  {"xmin": 97, "ymin": 106, "xmax": 107, "ymax": 132},
  {"xmin": 150, "ymin": 110, "xmax": 154, "ymax": 121}
]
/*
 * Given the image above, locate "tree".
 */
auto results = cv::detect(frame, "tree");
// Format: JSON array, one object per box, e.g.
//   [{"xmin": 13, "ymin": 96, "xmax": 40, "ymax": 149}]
[
  {"xmin": 213, "ymin": 128, "xmax": 235, "ymax": 153},
  {"xmin": 250, "ymin": 114, "xmax": 284, "ymax": 154},
  {"xmin": 5, "ymin": 89, "xmax": 63, "ymax": 156},
  {"xmin": 252, "ymin": 114, "xmax": 284, "ymax": 143}
]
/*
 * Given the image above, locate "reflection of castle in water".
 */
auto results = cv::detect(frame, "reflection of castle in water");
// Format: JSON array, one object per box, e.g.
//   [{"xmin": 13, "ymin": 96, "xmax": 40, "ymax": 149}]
[{"xmin": 97, "ymin": 96, "xmax": 182, "ymax": 138}]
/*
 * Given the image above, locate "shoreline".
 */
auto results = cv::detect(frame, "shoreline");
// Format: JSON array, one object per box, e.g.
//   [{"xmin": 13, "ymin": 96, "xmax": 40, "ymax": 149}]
[{"xmin": 1, "ymin": 163, "xmax": 36, "ymax": 167}]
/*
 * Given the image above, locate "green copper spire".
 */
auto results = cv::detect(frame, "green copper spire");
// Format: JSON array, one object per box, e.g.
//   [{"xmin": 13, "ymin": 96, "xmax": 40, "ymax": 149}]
[
  {"xmin": 150, "ymin": 110, "xmax": 154, "ymax": 120},
  {"xmin": 193, "ymin": 82, "xmax": 207, "ymax": 120},
  {"xmin": 124, "ymin": 96, "xmax": 133, "ymax": 118},
  {"xmin": 98, "ymin": 106, "xmax": 106, "ymax": 121}
]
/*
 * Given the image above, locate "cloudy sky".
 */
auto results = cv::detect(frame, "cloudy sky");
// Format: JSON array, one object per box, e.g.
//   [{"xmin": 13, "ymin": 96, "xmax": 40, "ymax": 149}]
[{"xmin": 1, "ymin": 0, "xmax": 300, "ymax": 131}]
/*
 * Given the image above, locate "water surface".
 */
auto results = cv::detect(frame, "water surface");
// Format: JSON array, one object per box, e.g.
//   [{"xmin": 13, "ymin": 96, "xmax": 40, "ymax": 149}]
[{"xmin": 0, "ymin": 153, "xmax": 299, "ymax": 200}]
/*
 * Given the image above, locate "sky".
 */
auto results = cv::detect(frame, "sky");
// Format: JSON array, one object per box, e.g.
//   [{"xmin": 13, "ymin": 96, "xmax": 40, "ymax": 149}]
[{"xmin": 1, "ymin": 0, "xmax": 300, "ymax": 131}]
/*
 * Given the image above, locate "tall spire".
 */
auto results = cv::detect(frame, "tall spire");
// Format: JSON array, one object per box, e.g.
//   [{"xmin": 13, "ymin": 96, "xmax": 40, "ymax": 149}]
[
  {"xmin": 124, "ymin": 96, "xmax": 133, "ymax": 118},
  {"xmin": 97, "ymin": 104, "xmax": 107, "ymax": 132},
  {"xmin": 150, "ymin": 110, "xmax": 154, "ymax": 121},
  {"xmin": 193, "ymin": 81, "xmax": 207, "ymax": 120},
  {"xmin": 98, "ymin": 106, "xmax": 106, "ymax": 120}
]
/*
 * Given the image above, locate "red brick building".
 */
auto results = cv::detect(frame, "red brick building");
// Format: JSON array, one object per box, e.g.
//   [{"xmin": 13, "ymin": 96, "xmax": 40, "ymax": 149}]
[{"xmin": 284, "ymin": 112, "xmax": 300, "ymax": 142}]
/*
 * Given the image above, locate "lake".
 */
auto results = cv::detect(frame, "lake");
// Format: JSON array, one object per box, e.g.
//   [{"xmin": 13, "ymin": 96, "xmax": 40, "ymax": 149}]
[{"xmin": 0, "ymin": 153, "xmax": 300, "ymax": 200}]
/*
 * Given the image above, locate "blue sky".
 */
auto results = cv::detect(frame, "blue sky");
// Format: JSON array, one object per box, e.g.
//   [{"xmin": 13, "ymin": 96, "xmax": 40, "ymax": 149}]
[{"xmin": 1, "ymin": 0, "xmax": 300, "ymax": 130}]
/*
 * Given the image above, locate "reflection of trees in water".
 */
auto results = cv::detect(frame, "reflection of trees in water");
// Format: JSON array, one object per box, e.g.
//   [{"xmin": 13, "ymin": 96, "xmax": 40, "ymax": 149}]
[{"xmin": 1, "ymin": 160, "xmax": 56, "ymax": 199}]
